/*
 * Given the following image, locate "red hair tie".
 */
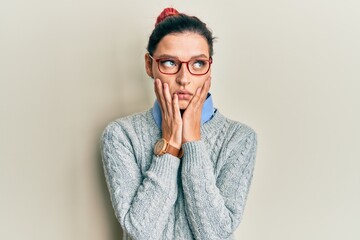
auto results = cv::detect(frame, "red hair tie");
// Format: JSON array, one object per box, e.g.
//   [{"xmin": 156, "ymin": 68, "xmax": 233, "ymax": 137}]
[{"xmin": 155, "ymin": 7, "xmax": 179, "ymax": 26}]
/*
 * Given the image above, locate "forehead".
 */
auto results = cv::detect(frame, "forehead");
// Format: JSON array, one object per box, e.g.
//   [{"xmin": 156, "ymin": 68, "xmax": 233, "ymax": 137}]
[{"xmin": 154, "ymin": 32, "xmax": 210, "ymax": 59}]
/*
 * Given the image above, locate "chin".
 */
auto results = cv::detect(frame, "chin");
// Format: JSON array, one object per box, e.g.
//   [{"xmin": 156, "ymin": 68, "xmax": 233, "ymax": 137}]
[{"xmin": 179, "ymin": 102, "xmax": 189, "ymax": 110}]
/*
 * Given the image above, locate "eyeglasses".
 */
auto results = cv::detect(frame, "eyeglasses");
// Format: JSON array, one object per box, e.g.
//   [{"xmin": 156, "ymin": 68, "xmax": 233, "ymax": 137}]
[{"xmin": 148, "ymin": 54, "xmax": 212, "ymax": 76}]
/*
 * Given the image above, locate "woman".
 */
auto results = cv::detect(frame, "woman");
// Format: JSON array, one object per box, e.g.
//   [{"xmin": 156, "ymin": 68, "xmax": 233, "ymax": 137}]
[{"xmin": 101, "ymin": 7, "xmax": 257, "ymax": 240}]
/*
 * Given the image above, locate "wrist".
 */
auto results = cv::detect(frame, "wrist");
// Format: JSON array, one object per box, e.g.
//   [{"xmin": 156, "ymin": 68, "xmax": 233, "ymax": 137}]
[
  {"xmin": 168, "ymin": 139, "xmax": 181, "ymax": 149},
  {"xmin": 161, "ymin": 132, "xmax": 181, "ymax": 149},
  {"xmin": 182, "ymin": 134, "xmax": 201, "ymax": 144}
]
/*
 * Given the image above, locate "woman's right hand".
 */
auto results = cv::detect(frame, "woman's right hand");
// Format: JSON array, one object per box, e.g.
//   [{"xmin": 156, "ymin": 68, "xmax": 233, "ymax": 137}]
[{"xmin": 154, "ymin": 78, "xmax": 182, "ymax": 149}]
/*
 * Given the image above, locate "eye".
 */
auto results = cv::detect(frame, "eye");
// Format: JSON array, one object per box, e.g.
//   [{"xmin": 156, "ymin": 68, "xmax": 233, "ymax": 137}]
[
  {"xmin": 192, "ymin": 60, "xmax": 206, "ymax": 69},
  {"xmin": 159, "ymin": 59, "xmax": 177, "ymax": 68}
]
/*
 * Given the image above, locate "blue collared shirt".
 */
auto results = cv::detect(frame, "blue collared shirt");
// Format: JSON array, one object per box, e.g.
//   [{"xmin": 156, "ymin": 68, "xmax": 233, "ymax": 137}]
[{"xmin": 152, "ymin": 93, "xmax": 215, "ymax": 128}]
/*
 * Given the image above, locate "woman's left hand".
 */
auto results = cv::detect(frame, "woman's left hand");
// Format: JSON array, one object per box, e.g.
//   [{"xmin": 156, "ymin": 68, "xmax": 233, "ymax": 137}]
[{"xmin": 182, "ymin": 77, "xmax": 211, "ymax": 144}]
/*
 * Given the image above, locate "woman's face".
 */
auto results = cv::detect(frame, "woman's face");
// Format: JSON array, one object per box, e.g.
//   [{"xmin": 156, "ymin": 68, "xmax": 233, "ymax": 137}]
[{"xmin": 146, "ymin": 32, "xmax": 211, "ymax": 110}]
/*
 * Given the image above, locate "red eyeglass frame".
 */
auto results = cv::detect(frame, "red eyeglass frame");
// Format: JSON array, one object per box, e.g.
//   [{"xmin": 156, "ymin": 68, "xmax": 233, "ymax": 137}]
[{"xmin": 148, "ymin": 54, "xmax": 213, "ymax": 76}]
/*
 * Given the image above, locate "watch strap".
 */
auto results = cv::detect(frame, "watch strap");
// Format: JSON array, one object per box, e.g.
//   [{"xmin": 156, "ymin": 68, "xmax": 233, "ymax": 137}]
[{"xmin": 166, "ymin": 143, "xmax": 181, "ymax": 157}]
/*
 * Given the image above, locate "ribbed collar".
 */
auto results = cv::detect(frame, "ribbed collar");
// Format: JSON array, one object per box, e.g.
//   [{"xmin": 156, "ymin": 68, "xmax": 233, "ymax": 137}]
[{"xmin": 152, "ymin": 93, "xmax": 215, "ymax": 128}]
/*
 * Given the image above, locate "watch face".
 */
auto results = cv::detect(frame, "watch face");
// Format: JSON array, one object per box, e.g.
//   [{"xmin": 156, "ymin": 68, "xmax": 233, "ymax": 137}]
[{"xmin": 154, "ymin": 138, "xmax": 167, "ymax": 155}]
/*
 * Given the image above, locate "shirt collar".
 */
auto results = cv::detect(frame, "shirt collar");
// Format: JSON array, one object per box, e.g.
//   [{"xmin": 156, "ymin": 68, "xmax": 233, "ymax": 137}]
[{"xmin": 152, "ymin": 93, "xmax": 215, "ymax": 128}]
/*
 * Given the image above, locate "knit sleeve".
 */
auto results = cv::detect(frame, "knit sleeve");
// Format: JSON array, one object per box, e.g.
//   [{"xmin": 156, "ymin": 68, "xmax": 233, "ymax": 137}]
[
  {"xmin": 181, "ymin": 129, "xmax": 257, "ymax": 240},
  {"xmin": 101, "ymin": 121, "xmax": 180, "ymax": 240}
]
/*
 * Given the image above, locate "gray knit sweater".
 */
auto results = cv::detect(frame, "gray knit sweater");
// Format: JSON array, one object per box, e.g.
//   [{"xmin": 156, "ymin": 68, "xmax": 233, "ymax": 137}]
[{"xmin": 101, "ymin": 108, "xmax": 257, "ymax": 240}]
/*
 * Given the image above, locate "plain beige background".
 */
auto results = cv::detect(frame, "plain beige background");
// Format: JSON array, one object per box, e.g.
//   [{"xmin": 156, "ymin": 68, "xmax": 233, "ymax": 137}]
[{"xmin": 1, "ymin": 0, "xmax": 359, "ymax": 239}]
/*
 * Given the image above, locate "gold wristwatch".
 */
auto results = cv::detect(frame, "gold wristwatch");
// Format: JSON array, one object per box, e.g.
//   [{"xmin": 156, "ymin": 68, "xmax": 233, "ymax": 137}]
[{"xmin": 154, "ymin": 138, "xmax": 184, "ymax": 158}]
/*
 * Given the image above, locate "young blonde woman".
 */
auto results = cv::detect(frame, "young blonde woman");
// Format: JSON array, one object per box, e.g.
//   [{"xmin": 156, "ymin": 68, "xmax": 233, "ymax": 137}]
[{"xmin": 101, "ymin": 7, "xmax": 257, "ymax": 240}]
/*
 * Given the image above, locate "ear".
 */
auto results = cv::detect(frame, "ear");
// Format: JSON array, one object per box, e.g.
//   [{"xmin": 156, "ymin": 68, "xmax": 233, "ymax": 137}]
[{"xmin": 145, "ymin": 53, "xmax": 153, "ymax": 78}]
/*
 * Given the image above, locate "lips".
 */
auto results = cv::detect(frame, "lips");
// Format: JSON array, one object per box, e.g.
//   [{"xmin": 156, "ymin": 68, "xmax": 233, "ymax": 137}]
[{"xmin": 176, "ymin": 90, "xmax": 193, "ymax": 100}]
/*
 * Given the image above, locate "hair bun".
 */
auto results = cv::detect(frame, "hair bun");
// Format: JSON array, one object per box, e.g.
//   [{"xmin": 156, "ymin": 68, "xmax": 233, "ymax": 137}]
[{"xmin": 155, "ymin": 7, "xmax": 179, "ymax": 26}]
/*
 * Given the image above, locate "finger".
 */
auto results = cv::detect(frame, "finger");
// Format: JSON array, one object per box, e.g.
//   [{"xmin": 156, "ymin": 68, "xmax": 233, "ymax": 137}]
[
  {"xmin": 199, "ymin": 77, "xmax": 211, "ymax": 103},
  {"xmin": 187, "ymin": 87, "xmax": 202, "ymax": 110},
  {"xmin": 154, "ymin": 79, "xmax": 161, "ymax": 101},
  {"xmin": 163, "ymin": 83, "xmax": 173, "ymax": 116},
  {"xmin": 154, "ymin": 78, "xmax": 167, "ymax": 114},
  {"xmin": 191, "ymin": 77, "xmax": 210, "ymax": 111},
  {"xmin": 172, "ymin": 93, "xmax": 181, "ymax": 122},
  {"xmin": 206, "ymin": 76, "xmax": 212, "ymax": 90}
]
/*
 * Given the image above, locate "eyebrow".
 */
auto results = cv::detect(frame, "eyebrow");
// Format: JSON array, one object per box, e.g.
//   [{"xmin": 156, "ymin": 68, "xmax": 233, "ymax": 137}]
[{"xmin": 156, "ymin": 54, "xmax": 209, "ymax": 59}]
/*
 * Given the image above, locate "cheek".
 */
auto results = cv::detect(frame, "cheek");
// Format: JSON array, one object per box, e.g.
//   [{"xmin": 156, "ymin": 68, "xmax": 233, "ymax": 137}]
[
  {"xmin": 151, "ymin": 64, "xmax": 158, "ymax": 76},
  {"xmin": 153, "ymin": 73, "xmax": 176, "ymax": 92},
  {"xmin": 196, "ymin": 75, "xmax": 209, "ymax": 88}
]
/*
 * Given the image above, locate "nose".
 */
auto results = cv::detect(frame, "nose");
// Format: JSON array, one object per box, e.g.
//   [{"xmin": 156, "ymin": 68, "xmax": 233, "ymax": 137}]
[{"xmin": 175, "ymin": 63, "xmax": 191, "ymax": 86}]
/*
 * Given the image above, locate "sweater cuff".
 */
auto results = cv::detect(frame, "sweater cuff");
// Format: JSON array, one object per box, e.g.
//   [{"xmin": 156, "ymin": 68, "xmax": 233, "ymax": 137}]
[
  {"xmin": 148, "ymin": 154, "xmax": 180, "ymax": 180},
  {"xmin": 181, "ymin": 141, "xmax": 209, "ymax": 172}
]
